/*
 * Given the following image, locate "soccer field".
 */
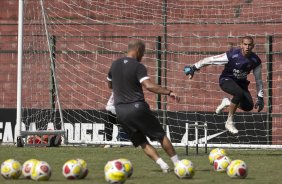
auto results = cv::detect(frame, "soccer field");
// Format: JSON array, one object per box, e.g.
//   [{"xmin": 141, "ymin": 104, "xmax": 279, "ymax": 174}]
[{"xmin": 0, "ymin": 146, "xmax": 281, "ymax": 184}]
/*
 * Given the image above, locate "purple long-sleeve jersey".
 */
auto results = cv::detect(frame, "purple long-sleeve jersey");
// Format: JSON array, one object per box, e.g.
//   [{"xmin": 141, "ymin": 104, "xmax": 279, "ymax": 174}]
[{"xmin": 193, "ymin": 48, "xmax": 263, "ymax": 97}]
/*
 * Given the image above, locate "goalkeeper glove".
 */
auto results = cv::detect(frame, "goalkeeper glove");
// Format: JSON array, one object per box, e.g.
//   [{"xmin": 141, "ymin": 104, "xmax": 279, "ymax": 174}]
[
  {"xmin": 254, "ymin": 96, "xmax": 264, "ymax": 112},
  {"xmin": 184, "ymin": 65, "xmax": 198, "ymax": 79}
]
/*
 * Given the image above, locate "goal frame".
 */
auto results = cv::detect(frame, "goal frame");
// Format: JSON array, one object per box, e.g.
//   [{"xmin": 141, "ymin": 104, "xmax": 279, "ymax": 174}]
[
  {"xmin": 16, "ymin": 0, "xmax": 66, "ymax": 147},
  {"xmin": 14, "ymin": 0, "xmax": 282, "ymax": 150}
]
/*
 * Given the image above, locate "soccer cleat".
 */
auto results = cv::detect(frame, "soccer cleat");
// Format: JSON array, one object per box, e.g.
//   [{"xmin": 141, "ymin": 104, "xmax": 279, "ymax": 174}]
[
  {"xmin": 225, "ymin": 121, "xmax": 238, "ymax": 134},
  {"xmin": 216, "ymin": 98, "xmax": 231, "ymax": 114},
  {"xmin": 162, "ymin": 167, "xmax": 170, "ymax": 173},
  {"xmin": 161, "ymin": 164, "xmax": 170, "ymax": 173}
]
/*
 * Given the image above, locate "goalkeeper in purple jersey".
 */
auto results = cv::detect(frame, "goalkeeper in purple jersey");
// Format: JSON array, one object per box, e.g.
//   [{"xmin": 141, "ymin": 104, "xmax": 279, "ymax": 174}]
[{"xmin": 184, "ymin": 36, "xmax": 264, "ymax": 134}]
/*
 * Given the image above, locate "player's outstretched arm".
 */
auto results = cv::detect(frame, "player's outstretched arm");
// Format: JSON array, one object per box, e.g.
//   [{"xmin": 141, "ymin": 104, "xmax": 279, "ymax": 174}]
[
  {"xmin": 184, "ymin": 53, "xmax": 229, "ymax": 79},
  {"xmin": 142, "ymin": 79, "xmax": 180, "ymax": 102}
]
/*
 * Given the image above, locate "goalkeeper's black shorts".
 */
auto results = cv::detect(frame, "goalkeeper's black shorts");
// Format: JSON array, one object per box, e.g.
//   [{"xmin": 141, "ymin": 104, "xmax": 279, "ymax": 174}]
[
  {"xmin": 220, "ymin": 78, "xmax": 253, "ymax": 111},
  {"xmin": 115, "ymin": 101, "xmax": 165, "ymax": 147}
]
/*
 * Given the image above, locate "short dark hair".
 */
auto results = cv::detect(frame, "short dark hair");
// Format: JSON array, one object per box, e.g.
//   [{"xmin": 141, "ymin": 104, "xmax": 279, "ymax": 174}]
[
  {"xmin": 241, "ymin": 36, "xmax": 254, "ymax": 43},
  {"xmin": 128, "ymin": 40, "xmax": 145, "ymax": 52}
]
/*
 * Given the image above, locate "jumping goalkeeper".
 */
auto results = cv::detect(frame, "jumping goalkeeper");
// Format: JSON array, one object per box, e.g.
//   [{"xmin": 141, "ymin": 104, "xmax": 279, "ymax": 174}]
[{"xmin": 184, "ymin": 36, "xmax": 264, "ymax": 134}]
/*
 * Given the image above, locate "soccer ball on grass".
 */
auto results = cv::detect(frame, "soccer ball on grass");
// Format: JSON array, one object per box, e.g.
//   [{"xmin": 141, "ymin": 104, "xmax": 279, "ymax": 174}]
[
  {"xmin": 31, "ymin": 160, "xmax": 51, "ymax": 181},
  {"xmin": 209, "ymin": 148, "xmax": 227, "ymax": 165},
  {"xmin": 117, "ymin": 158, "xmax": 133, "ymax": 178},
  {"xmin": 62, "ymin": 159, "xmax": 82, "ymax": 179},
  {"xmin": 22, "ymin": 159, "xmax": 39, "ymax": 179},
  {"xmin": 226, "ymin": 159, "xmax": 248, "ymax": 179},
  {"xmin": 76, "ymin": 158, "xmax": 88, "ymax": 179},
  {"xmin": 213, "ymin": 155, "xmax": 231, "ymax": 172},
  {"xmin": 174, "ymin": 159, "xmax": 195, "ymax": 179},
  {"xmin": 1, "ymin": 159, "xmax": 22, "ymax": 179},
  {"xmin": 104, "ymin": 159, "xmax": 127, "ymax": 184}
]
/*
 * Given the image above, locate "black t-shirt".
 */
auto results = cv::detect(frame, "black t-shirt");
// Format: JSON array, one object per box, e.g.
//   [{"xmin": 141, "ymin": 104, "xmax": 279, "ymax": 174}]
[{"xmin": 107, "ymin": 57, "xmax": 149, "ymax": 105}]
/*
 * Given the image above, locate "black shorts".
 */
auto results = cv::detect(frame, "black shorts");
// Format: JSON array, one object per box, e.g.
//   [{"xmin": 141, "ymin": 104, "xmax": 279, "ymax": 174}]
[
  {"xmin": 115, "ymin": 101, "xmax": 165, "ymax": 147},
  {"xmin": 219, "ymin": 78, "xmax": 254, "ymax": 111}
]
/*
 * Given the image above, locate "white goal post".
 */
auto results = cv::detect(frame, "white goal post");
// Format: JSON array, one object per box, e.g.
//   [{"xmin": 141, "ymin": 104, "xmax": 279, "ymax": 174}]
[
  {"xmin": 17, "ymin": 0, "xmax": 282, "ymax": 149},
  {"xmin": 16, "ymin": 0, "xmax": 66, "ymax": 146}
]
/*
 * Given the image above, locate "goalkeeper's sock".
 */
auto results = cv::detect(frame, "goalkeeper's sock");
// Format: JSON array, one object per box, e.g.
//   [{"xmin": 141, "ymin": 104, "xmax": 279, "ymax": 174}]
[
  {"xmin": 227, "ymin": 114, "xmax": 234, "ymax": 122},
  {"xmin": 156, "ymin": 158, "xmax": 169, "ymax": 173},
  {"xmin": 170, "ymin": 155, "xmax": 180, "ymax": 166}
]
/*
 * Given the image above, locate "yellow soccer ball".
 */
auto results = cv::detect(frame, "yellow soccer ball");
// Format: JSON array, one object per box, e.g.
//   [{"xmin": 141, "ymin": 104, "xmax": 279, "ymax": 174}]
[
  {"xmin": 62, "ymin": 159, "xmax": 82, "ymax": 179},
  {"xmin": 117, "ymin": 158, "xmax": 133, "ymax": 178},
  {"xmin": 22, "ymin": 159, "xmax": 39, "ymax": 179},
  {"xmin": 1, "ymin": 159, "xmax": 22, "ymax": 179},
  {"xmin": 213, "ymin": 155, "xmax": 231, "ymax": 172},
  {"xmin": 31, "ymin": 160, "xmax": 51, "ymax": 181},
  {"xmin": 104, "ymin": 160, "xmax": 127, "ymax": 184},
  {"xmin": 226, "ymin": 159, "xmax": 248, "ymax": 179},
  {"xmin": 76, "ymin": 158, "xmax": 88, "ymax": 179},
  {"xmin": 174, "ymin": 159, "xmax": 195, "ymax": 179},
  {"xmin": 209, "ymin": 148, "xmax": 227, "ymax": 165}
]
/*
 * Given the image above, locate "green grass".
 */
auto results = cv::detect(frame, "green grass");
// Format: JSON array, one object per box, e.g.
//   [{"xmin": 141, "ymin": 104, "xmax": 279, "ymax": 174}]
[{"xmin": 0, "ymin": 145, "xmax": 281, "ymax": 184}]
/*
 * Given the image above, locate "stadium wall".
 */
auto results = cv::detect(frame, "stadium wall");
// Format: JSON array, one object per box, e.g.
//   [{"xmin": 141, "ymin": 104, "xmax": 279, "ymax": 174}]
[{"xmin": 0, "ymin": 1, "xmax": 281, "ymax": 143}]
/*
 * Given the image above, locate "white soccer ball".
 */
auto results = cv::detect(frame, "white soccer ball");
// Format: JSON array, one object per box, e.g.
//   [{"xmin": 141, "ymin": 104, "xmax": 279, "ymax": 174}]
[
  {"xmin": 1, "ymin": 159, "xmax": 22, "ymax": 179},
  {"xmin": 62, "ymin": 159, "xmax": 82, "ymax": 179},
  {"xmin": 22, "ymin": 159, "xmax": 39, "ymax": 179},
  {"xmin": 31, "ymin": 160, "xmax": 51, "ymax": 181},
  {"xmin": 213, "ymin": 155, "xmax": 231, "ymax": 172},
  {"xmin": 174, "ymin": 159, "xmax": 195, "ymax": 179},
  {"xmin": 76, "ymin": 158, "xmax": 88, "ymax": 179},
  {"xmin": 209, "ymin": 148, "xmax": 227, "ymax": 165},
  {"xmin": 226, "ymin": 159, "xmax": 248, "ymax": 179},
  {"xmin": 117, "ymin": 158, "xmax": 133, "ymax": 178},
  {"xmin": 104, "ymin": 160, "xmax": 127, "ymax": 184}
]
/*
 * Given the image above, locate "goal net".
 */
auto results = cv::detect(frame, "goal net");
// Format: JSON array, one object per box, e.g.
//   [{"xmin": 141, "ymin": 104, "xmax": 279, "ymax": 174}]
[{"xmin": 18, "ymin": 0, "xmax": 282, "ymax": 148}]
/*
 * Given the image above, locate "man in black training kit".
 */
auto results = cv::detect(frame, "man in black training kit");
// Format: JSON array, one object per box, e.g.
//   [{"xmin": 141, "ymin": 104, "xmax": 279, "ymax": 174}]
[
  {"xmin": 107, "ymin": 40, "xmax": 180, "ymax": 173},
  {"xmin": 184, "ymin": 36, "xmax": 264, "ymax": 134}
]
